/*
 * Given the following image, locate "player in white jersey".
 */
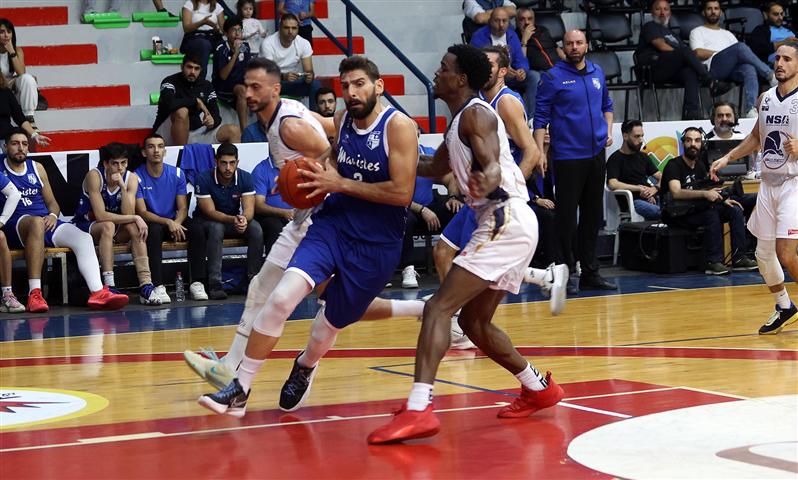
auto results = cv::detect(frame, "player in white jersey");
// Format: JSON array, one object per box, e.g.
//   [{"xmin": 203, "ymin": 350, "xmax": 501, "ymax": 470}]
[
  {"xmin": 711, "ymin": 42, "xmax": 798, "ymax": 335},
  {"xmin": 369, "ymin": 45, "xmax": 564, "ymax": 444}
]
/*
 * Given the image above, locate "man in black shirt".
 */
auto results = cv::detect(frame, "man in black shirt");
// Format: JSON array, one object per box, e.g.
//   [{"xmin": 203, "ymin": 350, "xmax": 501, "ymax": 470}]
[
  {"xmin": 516, "ymin": 7, "xmax": 563, "ymax": 120},
  {"xmin": 607, "ymin": 120, "xmax": 661, "ymax": 220},
  {"xmin": 153, "ymin": 54, "xmax": 241, "ymax": 146},
  {"xmin": 635, "ymin": 0, "xmax": 716, "ymax": 120},
  {"xmin": 661, "ymin": 127, "xmax": 757, "ymax": 275}
]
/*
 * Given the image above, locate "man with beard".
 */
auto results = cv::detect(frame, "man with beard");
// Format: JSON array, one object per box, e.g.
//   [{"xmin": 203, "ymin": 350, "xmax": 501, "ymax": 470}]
[
  {"xmin": 314, "ymin": 86, "xmax": 337, "ymax": 118},
  {"xmin": 661, "ymin": 127, "xmax": 757, "ymax": 275},
  {"xmin": 706, "ymin": 101, "xmax": 744, "ymax": 140},
  {"xmin": 152, "ymin": 54, "xmax": 241, "ymax": 145},
  {"xmin": 192, "ymin": 57, "xmax": 424, "ymax": 415},
  {"xmin": 368, "ymin": 44, "xmax": 563, "ymax": 444},
  {"xmin": 749, "ymin": 2, "xmax": 796, "ymax": 66},
  {"xmin": 636, "ymin": 0, "xmax": 720, "ymax": 120},
  {"xmin": 711, "ymin": 42, "xmax": 798, "ymax": 335},
  {"xmin": 607, "ymin": 120, "xmax": 662, "ymax": 221},
  {"xmin": 690, "ymin": 0, "xmax": 776, "ymax": 118},
  {"xmin": 534, "ymin": 30, "xmax": 616, "ymax": 293},
  {"xmin": 1, "ymin": 128, "xmax": 129, "ymax": 312}
]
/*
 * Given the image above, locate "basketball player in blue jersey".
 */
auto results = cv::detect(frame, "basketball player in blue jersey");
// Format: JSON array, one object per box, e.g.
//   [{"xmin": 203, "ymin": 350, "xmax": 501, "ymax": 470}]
[
  {"xmin": 434, "ymin": 46, "xmax": 569, "ymax": 316},
  {"xmin": 198, "ymin": 55, "xmax": 419, "ymax": 417},
  {"xmin": 369, "ymin": 45, "xmax": 564, "ymax": 444},
  {"xmin": 0, "ymin": 174, "xmax": 25, "ymax": 312},
  {"xmin": 0, "ymin": 128, "xmax": 129, "ymax": 313},
  {"xmin": 72, "ymin": 143, "xmax": 160, "ymax": 305},
  {"xmin": 711, "ymin": 42, "xmax": 798, "ymax": 335}
]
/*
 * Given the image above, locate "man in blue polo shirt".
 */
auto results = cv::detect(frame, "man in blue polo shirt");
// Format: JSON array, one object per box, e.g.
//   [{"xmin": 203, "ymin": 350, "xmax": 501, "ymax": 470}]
[
  {"xmin": 213, "ymin": 16, "xmax": 253, "ymax": 134},
  {"xmin": 190, "ymin": 142, "xmax": 263, "ymax": 300},
  {"xmin": 135, "ymin": 133, "xmax": 200, "ymax": 303},
  {"xmin": 251, "ymin": 157, "xmax": 293, "ymax": 257}
]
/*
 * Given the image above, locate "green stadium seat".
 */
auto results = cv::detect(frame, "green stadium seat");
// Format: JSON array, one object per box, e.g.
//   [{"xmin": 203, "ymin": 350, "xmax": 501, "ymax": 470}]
[
  {"xmin": 139, "ymin": 49, "xmax": 213, "ymax": 64},
  {"xmin": 132, "ymin": 11, "xmax": 180, "ymax": 27},
  {"xmin": 82, "ymin": 12, "xmax": 130, "ymax": 28}
]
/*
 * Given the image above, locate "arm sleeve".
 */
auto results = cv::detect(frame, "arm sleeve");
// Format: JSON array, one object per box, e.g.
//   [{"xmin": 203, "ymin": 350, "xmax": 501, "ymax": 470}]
[
  {"xmin": 176, "ymin": 168, "xmax": 188, "ymax": 195},
  {"xmin": 606, "ymin": 154, "xmax": 620, "ymax": 180},
  {"xmin": 645, "ymin": 157, "xmax": 659, "ymax": 176},
  {"xmin": 206, "ymin": 86, "xmax": 222, "ymax": 127},
  {"xmin": 241, "ymin": 172, "xmax": 255, "ymax": 195},
  {"xmin": 689, "ymin": 28, "xmax": 702, "ymax": 51},
  {"xmin": 463, "ymin": 0, "xmax": 483, "ymax": 20},
  {"xmin": 136, "ymin": 174, "xmax": 145, "ymax": 199},
  {"xmin": 0, "ymin": 181, "xmax": 20, "ymax": 226},
  {"xmin": 212, "ymin": 45, "xmax": 226, "ymax": 76},
  {"xmin": 159, "ymin": 80, "xmax": 196, "ymax": 113},
  {"xmin": 532, "ymin": 71, "xmax": 555, "ymax": 130},
  {"xmin": 300, "ymin": 38, "xmax": 313, "ymax": 58},
  {"xmin": 194, "ymin": 173, "xmax": 210, "ymax": 198},
  {"xmin": 252, "ymin": 165, "xmax": 269, "ymax": 196},
  {"xmin": 601, "ymin": 69, "xmax": 613, "ymax": 113}
]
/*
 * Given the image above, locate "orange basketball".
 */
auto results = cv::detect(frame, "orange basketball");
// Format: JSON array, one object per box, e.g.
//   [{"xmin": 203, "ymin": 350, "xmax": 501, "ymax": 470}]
[{"xmin": 277, "ymin": 157, "xmax": 324, "ymax": 210}]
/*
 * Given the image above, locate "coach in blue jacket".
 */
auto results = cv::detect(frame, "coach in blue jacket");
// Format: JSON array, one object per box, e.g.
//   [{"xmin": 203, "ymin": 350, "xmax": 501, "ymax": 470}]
[{"xmin": 533, "ymin": 30, "xmax": 616, "ymax": 292}]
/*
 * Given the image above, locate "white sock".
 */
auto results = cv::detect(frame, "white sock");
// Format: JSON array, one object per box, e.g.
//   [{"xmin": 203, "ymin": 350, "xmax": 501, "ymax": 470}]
[
  {"xmin": 102, "ymin": 271, "xmax": 115, "ymax": 287},
  {"xmin": 2, "ymin": 286, "xmax": 11, "ymax": 295},
  {"xmin": 29, "ymin": 279, "xmax": 41, "ymax": 292},
  {"xmin": 524, "ymin": 267, "xmax": 549, "ymax": 286},
  {"xmin": 516, "ymin": 363, "xmax": 548, "ymax": 391},
  {"xmin": 390, "ymin": 299, "xmax": 425, "ymax": 317},
  {"xmin": 237, "ymin": 354, "xmax": 265, "ymax": 392},
  {"xmin": 774, "ymin": 288, "xmax": 792, "ymax": 309},
  {"xmin": 224, "ymin": 332, "xmax": 248, "ymax": 372},
  {"xmin": 407, "ymin": 382, "xmax": 433, "ymax": 411},
  {"xmin": 298, "ymin": 307, "xmax": 339, "ymax": 368}
]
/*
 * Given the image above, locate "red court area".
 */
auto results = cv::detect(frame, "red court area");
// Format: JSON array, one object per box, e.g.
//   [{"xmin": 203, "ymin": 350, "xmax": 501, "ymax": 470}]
[{"xmin": 1, "ymin": 379, "xmax": 740, "ymax": 479}]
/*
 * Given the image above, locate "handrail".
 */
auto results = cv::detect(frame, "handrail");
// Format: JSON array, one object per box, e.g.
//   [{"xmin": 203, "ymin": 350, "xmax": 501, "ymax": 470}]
[{"xmin": 273, "ymin": 0, "xmax": 437, "ymax": 132}]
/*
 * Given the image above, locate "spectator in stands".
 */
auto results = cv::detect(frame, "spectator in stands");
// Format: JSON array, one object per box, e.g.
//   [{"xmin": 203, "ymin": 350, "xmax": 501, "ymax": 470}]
[
  {"xmin": 607, "ymin": 120, "xmax": 662, "ymax": 221},
  {"xmin": 705, "ymin": 101, "xmax": 744, "ymax": 140},
  {"xmin": 516, "ymin": 7, "xmax": 564, "ymax": 118},
  {"xmin": 0, "ymin": 19, "xmax": 40, "ymax": 129},
  {"xmin": 238, "ymin": 0, "xmax": 268, "ymax": 51},
  {"xmin": 71, "ymin": 143, "xmax": 160, "ymax": 306},
  {"xmin": 135, "ymin": 133, "xmax": 203, "ymax": 303},
  {"xmin": 749, "ymin": 2, "xmax": 796, "ymax": 66},
  {"xmin": 469, "ymin": 9, "xmax": 534, "ymax": 117},
  {"xmin": 661, "ymin": 127, "xmax": 758, "ymax": 275},
  {"xmin": 534, "ymin": 30, "xmax": 616, "ymax": 292},
  {"xmin": 278, "ymin": 0, "xmax": 315, "ymax": 45},
  {"xmin": 0, "ymin": 75, "xmax": 50, "ymax": 149},
  {"xmin": 1, "ymin": 128, "xmax": 129, "ymax": 312},
  {"xmin": 259, "ymin": 13, "xmax": 321, "ymax": 107},
  {"xmin": 315, "ymin": 86, "xmax": 337, "ymax": 117},
  {"xmin": 690, "ymin": 0, "xmax": 776, "ymax": 118},
  {"xmin": 462, "ymin": 0, "xmax": 516, "ymax": 44},
  {"xmin": 181, "ymin": 0, "xmax": 226, "ymax": 79},
  {"xmin": 636, "ymin": 0, "xmax": 720, "ymax": 120},
  {"xmin": 213, "ymin": 16, "xmax": 253, "ymax": 132},
  {"xmin": 251, "ymin": 156, "xmax": 293, "ymax": 258},
  {"xmin": 0, "ymin": 173, "xmax": 24, "ymax": 312},
  {"xmin": 190, "ymin": 142, "xmax": 263, "ymax": 300},
  {"xmin": 153, "ymin": 54, "xmax": 241, "ymax": 146}
]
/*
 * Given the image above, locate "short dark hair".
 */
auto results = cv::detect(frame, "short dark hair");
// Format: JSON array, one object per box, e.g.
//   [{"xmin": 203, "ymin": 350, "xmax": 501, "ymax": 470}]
[
  {"xmin": 780, "ymin": 40, "xmax": 798, "ymax": 57},
  {"xmin": 182, "ymin": 52, "xmax": 204, "ymax": 67},
  {"xmin": 701, "ymin": 0, "xmax": 720, "ymax": 9},
  {"xmin": 142, "ymin": 132, "xmax": 165, "ymax": 147},
  {"xmin": 621, "ymin": 119, "xmax": 642, "ymax": 134},
  {"xmin": 102, "ymin": 142, "xmax": 129, "ymax": 162},
  {"xmin": 280, "ymin": 12, "xmax": 299, "ymax": 25},
  {"xmin": 447, "ymin": 44, "xmax": 491, "ymax": 92},
  {"xmin": 0, "ymin": 18, "xmax": 18, "ymax": 50},
  {"xmin": 215, "ymin": 141, "xmax": 238, "ymax": 159},
  {"xmin": 339, "ymin": 55, "xmax": 381, "ymax": 81},
  {"xmin": 681, "ymin": 126, "xmax": 704, "ymax": 142},
  {"xmin": 315, "ymin": 86, "xmax": 336, "ymax": 102},
  {"xmin": 246, "ymin": 57, "xmax": 281, "ymax": 78},
  {"xmin": 765, "ymin": 1, "xmax": 783, "ymax": 13},
  {"xmin": 481, "ymin": 45, "xmax": 510, "ymax": 69},
  {"xmin": 223, "ymin": 15, "xmax": 243, "ymax": 33},
  {"xmin": 4, "ymin": 127, "xmax": 27, "ymax": 144},
  {"xmin": 236, "ymin": 0, "xmax": 256, "ymax": 15}
]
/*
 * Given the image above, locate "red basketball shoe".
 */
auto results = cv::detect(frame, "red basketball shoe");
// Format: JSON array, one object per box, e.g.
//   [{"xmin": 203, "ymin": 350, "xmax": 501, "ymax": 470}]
[
  {"xmin": 367, "ymin": 403, "xmax": 440, "ymax": 444},
  {"xmin": 27, "ymin": 288, "xmax": 49, "ymax": 313},
  {"xmin": 497, "ymin": 371, "xmax": 564, "ymax": 418},
  {"xmin": 87, "ymin": 285, "xmax": 129, "ymax": 311}
]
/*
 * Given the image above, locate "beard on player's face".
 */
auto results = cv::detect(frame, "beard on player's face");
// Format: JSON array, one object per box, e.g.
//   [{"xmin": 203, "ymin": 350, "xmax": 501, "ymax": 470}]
[{"xmin": 346, "ymin": 88, "xmax": 378, "ymax": 119}]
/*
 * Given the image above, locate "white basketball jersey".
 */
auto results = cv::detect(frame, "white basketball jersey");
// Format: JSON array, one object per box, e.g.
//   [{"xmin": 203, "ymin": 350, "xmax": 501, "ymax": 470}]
[
  {"xmin": 758, "ymin": 87, "xmax": 798, "ymax": 180},
  {"xmin": 445, "ymin": 97, "xmax": 528, "ymax": 212},
  {"xmin": 267, "ymin": 98, "xmax": 328, "ymax": 168}
]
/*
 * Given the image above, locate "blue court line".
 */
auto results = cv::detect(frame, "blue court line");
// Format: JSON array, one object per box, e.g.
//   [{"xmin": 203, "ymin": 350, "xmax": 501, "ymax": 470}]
[{"xmin": 368, "ymin": 364, "xmax": 518, "ymax": 398}]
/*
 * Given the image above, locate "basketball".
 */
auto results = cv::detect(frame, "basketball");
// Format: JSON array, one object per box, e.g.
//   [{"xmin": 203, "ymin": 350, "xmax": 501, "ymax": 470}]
[{"xmin": 277, "ymin": 157, "xmax": 324, "ymax": 210}]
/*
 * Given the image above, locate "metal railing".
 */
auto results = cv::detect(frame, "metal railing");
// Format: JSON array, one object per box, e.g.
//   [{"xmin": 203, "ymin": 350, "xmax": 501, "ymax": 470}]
[{"xmin": 273, "ymin": 1, "xmax": 437, "ymax": 132}]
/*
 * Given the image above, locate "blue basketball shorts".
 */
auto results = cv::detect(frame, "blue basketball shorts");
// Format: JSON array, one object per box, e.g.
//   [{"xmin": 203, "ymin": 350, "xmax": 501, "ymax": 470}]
[{"xmin": 440, "ymin": 204, "xmax": 478, "ymax": 251}]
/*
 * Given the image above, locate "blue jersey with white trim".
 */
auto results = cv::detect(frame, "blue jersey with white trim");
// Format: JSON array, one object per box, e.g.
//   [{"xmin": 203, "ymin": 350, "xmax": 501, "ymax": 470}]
[
  {"xmin": 73, "ymin": 166, "xmax": 128, "ymax": 223},
  {"xmin": 1, "ymin": 158, "xmax": 48, "ymax": 217}
]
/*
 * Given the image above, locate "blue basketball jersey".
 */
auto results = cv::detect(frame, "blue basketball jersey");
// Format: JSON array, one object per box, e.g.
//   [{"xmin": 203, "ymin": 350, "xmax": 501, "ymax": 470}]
[
  {"xmin": 73, "ymin": 167, "xmax": 129, "ymax": 223},
  {"xmin": 1, "ymin": 158, "xmax": 48, "ymax": 217},
  {"xmin": 317, "ymin": 107, "xmax": 407, "ymax": 244},
  {"xmin": 481, "ymin": 86, "xmax": 525, "ymax": 165}
]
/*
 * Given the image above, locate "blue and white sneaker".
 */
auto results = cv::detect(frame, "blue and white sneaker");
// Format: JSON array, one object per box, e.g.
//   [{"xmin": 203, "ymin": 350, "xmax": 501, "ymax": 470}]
[
  {"xmin": 198, "ymin": 378, "xmax": 249, "ymax": 417},
  {"xmin": 139, "ymin": 283, "xmax": 162, "ymax": 305}
]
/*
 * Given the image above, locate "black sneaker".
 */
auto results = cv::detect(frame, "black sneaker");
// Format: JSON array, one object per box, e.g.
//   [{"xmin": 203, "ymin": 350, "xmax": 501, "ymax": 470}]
[
  {"xmin": 197, "ymin": 378, "xmax": 249, "ymax": 417},
  {"xmin": 208, "ymin": 287, "xmax": 228, "ymax": 300},
  {"xmin": 731, "ymin": 257, "xmax": 758, "ymax": 271},
  {"xmin": 579, "ymin": 274, "xmax": 617, "ymax": 291},
  {"xmin": 279, "ymin": 352, "xmax": 317, "ymax": 412},
  {"xmin": 705, "ymin": 262, "xmax": 730, "ymax": 275},
  {"xmin": 759, "ymin": 303, "xmax": 798, "ymax": 335}
]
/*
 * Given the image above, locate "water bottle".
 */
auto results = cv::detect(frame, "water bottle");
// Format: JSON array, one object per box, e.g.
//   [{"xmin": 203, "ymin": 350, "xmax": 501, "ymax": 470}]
[{"xmin": 175, "ymin": 272, "xmax": 185, "ymax": 302}]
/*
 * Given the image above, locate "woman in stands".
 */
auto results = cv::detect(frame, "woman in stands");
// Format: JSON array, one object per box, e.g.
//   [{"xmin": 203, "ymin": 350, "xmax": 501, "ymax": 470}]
[
  {"xmin": 181, "ymin": 0, "xmax": 227, "ymax": 79},
  {"xmin": 0, "ymin": 74, "xmax": 49, "ymax": 149},
  {"xmin": 0, "ymin": 174, "xmax": 24, "ymax": 313},
  {"xmin": 0, "ymin": 19, "xmax": 40, "ymax": 129}
]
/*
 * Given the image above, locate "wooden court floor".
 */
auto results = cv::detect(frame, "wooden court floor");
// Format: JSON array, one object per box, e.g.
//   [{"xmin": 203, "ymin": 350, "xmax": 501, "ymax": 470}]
[{"xmin": 1, "ymin": 274, "xmax": 796, "ymax": 479}]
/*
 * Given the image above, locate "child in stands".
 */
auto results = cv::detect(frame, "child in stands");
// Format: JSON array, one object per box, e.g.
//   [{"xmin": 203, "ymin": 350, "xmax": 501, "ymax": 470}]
[{"xmin": 238, "ymin": 0, "xmax": 267, "ymax": 51}]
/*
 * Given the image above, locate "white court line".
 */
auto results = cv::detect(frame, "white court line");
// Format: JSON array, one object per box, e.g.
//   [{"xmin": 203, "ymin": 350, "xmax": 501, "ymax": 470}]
[
  {"xmin": 78, "ymin": 432, "xmax": 166, "ymax": 444},
  {"xmin": 647, "ymin": 285, "xmax": 683, "ymax": 290},
  {"xmin": 558, "ymin": 402, "xmax": 631, "ymax": 419},
  {"xmin": 564, "ymin": 387, "xmax": 678, "ymax": 402},
  {"xmin": 678, "ymin": 386, "xmax": 749, "ymax": 400}
]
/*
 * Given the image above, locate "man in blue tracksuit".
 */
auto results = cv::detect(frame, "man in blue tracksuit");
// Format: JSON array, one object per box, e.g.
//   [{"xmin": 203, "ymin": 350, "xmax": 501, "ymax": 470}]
[{"xmin": 533, "ymin": 30, "xmax": 616, "ymax": 292}]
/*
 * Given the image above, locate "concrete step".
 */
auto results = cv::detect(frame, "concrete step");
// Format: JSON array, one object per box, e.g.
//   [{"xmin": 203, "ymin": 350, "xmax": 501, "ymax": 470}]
[
  {"xmin": 0, "ymin": 6, "xmax": 69, "ymax": 26},
  {"xmin": 39, "ymin": 85, "xmax": 131, "ymax": 109},
  {"xmin": 24, "ymin": 44, "xmax": 97, "ymax": 66},
  {"xmin": 38, "ymin": 128, "xmax": 152, "ymax": 153},
  {"xmin": 34, "ymin": 105, "xmax": 155, "ymax": 132}
]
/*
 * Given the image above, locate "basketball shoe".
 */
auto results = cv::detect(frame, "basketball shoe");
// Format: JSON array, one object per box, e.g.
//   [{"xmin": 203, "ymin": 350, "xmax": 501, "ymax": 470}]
[
  {"xmin": 1, "ymin": 291, "xmax": 25, "ymax": 313},
  {"xmin": 367, "ymin": 403, "xmax": 440, "ymax": 444},
  {"xmin": 497, "ymin": 371, "xmax": 564, "ymax": 418},
  {"xmin": 183, "ymin": 349, "xmax": 235, "ymax": 389},
  {"xmin": 87, "ymin": 285, "xmax": 129, "ymax": 310},
  {"xmin": 27, "ymin": 288, "xmax": 49, "ymax": 313},
  {"xmin": 279, "ymin": 352, "xmax": 317, "ymax": 411},
  {"xmin": 197, "ymin": 378, "xmax": 249, "ymax": 417},
  {"xmin": 759, "ymin": 302, "xmax": 798, "ymax": 335}
]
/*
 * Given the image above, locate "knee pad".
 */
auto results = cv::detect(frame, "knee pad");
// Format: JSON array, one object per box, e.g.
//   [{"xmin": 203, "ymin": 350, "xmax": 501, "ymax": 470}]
[
  {"xmin": 756, "ymin": 240, "xmax": 784, "ymax": 287},
  {"xmin": 309, "ymin": 308, "xmax": 339, "ymax": 343},
  {"xmin": 252, "ymin": 271, "xmax": 310, "ymax": 337}
]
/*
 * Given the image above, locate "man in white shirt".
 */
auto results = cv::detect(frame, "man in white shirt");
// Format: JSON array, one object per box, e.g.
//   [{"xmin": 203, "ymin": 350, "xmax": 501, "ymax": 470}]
[
  {"xmin": 690, "ymin": 0, "xmax": 776, "ymax": 118},
  {"xmin": 259, "ymin": 13, "xmax": 320, "ymax": 107},
  {"xmin": 705, "ymin": 101, "xmax": 745, "ymax": 140}
]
